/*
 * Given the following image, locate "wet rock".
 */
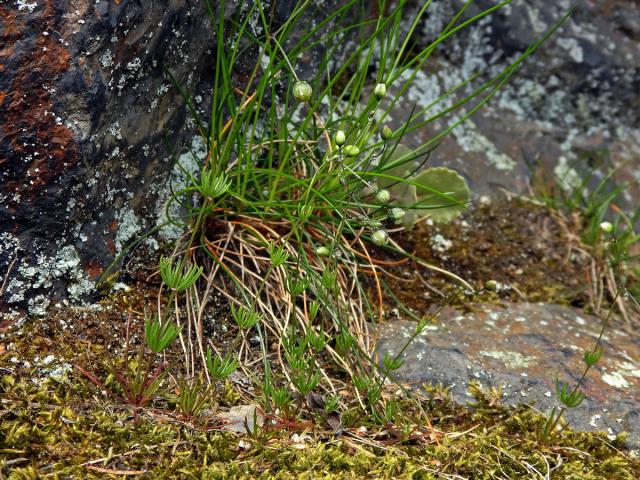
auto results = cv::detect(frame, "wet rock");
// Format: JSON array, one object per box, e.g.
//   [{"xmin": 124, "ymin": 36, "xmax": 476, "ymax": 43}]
[
  {"xmin": 376, "ymin": 302, "xmax": 640, "ymax": 448},
  {"xmin": 392, "ymin": 0, "xmax": 640, "ymax": 204}
]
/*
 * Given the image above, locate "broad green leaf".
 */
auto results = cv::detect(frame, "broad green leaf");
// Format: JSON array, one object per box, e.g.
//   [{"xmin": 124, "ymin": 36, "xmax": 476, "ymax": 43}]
[{"xmin": 412, "ymin": 167, "xmax": 470, "ymax": 223}]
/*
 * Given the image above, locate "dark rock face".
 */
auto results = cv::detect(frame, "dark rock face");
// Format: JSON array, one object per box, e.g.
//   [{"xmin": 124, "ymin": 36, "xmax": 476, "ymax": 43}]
[
  {"xmin": 0, "ymin": 0, "xmax": 352, "ymax": 317},
  {"xmin": 376, "ymin": 303, "xmax": 640, "ymax": 449},
  {"xmin": 1, "ymin": 0, "xmax": 216, "ymax": 315}
]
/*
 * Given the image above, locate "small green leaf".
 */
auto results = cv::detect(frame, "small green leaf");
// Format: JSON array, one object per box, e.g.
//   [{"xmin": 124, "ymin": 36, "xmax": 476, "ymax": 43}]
[
  {"xmin": 412, "ymin": 167, "xmax": 471, "ymax": 223},
  {"xmin": 159, "ymin": 256, "xmax": 203, "ymax": 292},
  {"xmin": 206, "ymin": 349, "xmax": 238, "ymax": 381},
  {"xmin": 584, "ymin": 346, "xmax": 603, "ymax": 367},
  {"xmin": 382, "ymin": 352, "xmax": 403, "ymax": 371},
  {"xmin": 231, "ymin": 304, "xmax": 261, "ymax": 329},
  {"xmin": 144, "ymin": 316, "xmax": 182, "ymax": 353},
  {"xmin": 268, "ymin": 243, "xmax": 289, "ymax": 267},
  {"xmin": 376, "ymin": 145, "xmax": 471, "ymax": 226},
  {"xmin": 196, "ymin": 170, "xmax": 231, "ymax": 200}
]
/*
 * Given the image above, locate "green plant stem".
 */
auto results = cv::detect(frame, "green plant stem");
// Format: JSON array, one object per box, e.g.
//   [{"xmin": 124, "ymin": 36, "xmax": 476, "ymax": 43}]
[{"xmin": 545, "ymin": 232, "xmax": 623, "ymax": 438}]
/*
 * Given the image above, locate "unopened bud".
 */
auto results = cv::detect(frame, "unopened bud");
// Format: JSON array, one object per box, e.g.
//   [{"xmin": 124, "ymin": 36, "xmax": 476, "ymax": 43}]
[
  {"xmin": 373, "ymin": 83, "xmax": 387, "ymax": 101},
  {"xmin": 315, "ymin": 246, "xmax": 331, "ymax": 257},
  {"xmin": 375, "ymin": 189, "xmax": 391, "ymax": 204},
  {"xmin": 484, "ymin": 280, "xmax": 498, "ymax": 292},
  {"xmin": 389, "ymin": 207, "xmax": 405, "ymax": 221},
  {"xmin": 381, "ymin": 125, "xmax": 393, "ymax": 141},
  {"xmin": 335, "ymin": 130, "xmax": 346, "ymax": 146},
  {"xmin": 371, "ymin": 229, "xmax": 389, "ymax": 246},
  {"xmin": 293, "ymin": 80, "xmax": 312, "ymax": 102},
  {"xmin": 343, "ymin": 145, "xmax": 360, "ymax": 157},
  {"xmin": 600, "ymin": 221, "xmax": 614, "ymax": 234}
]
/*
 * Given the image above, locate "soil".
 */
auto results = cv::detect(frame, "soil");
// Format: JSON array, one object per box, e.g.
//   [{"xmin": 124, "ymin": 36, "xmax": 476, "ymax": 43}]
[{"xmin": 378, "ymin": 197, "xmax": 590, "ymax": 316}]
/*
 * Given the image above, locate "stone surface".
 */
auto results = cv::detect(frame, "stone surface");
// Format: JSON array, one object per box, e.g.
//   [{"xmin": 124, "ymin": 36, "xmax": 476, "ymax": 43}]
[
  {"xmin": 376, "ymin": 302, "xmax": 640, "ymax": 449},
  {"xmin": 217, "ymin": 404, "xmax": 265, "ymax": 434},
  {"xmin": 0, "ymin": 0, "xmax": 219, "ymax": 315},
  {"xmin": 390, "ymin": 0, "xmax": 640, "ymax": 205}
]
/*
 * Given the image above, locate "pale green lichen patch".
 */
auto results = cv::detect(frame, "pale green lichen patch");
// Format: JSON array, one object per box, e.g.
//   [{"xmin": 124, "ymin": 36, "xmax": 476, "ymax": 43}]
[
  {"xmin": 600, "ymin": 360, "xmax": 640, "ymax": 389},
  {"xmin": 479, "ymin": 350, "xmax": 536, "ymax": 369},
  {"xmin": 602, "ymin": 371, "xmax": 632, "ymax": 389}
]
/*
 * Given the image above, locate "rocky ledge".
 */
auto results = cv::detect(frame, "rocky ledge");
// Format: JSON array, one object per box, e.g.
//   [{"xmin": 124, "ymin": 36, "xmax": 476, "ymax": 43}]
[{"xmin": 376, "ymin": 302, "xmax": 640, "ymax": 450}]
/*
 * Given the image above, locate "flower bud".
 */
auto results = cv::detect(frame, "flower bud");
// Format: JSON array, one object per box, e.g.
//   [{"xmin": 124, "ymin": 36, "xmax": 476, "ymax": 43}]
[
  {"xmin": 343, "ymin": 145, "xmax": 360, "ymax": 157},
  {"xmin": 380, "ymin": 125, "xmax": 393, "ymax": 141},
  {"xmin": 600, "ymin": 221, "xmax": 614, "ymax": 234},
  {"xmin": 315, "ymin": 246, "xmax": 331, "ymax": 257},
  {"xmin": 371, "ymin": 229, "xmax": 389, "ymax": 246},
  {"xmin": 389, "ymin": 207, "xmax": 405, "ymax": 221},
  {"xmin": 375, "ymin": 189, "xmax": 391, "ymax": 204},
  {"xmin": 293, "ymin": 80, "xmax": 312, "ymax": 102},
  {"xmin": 335, "ymin": 130, "xmax": 346, "ymax": 146},
  {"xmin": 373, "ymin": 83, "xmax": 387, "ymax": 101},
  {"xmin": 484, "ymin": 280, "xmax": 498, "ymax": 292}
]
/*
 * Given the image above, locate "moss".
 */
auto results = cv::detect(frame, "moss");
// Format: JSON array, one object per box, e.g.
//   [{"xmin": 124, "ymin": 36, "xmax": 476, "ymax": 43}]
[
  {"xmin": 1, "ymin": 200, "xmax": 638, "ymax": 478},
  {"xmin": 1, "ymin": 342, "xmax": 639, "ymax": 478}
]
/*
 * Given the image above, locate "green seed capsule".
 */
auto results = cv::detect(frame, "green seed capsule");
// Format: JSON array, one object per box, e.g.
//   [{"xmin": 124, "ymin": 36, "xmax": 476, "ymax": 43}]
[
  {"xmin": 373, "ymin": 83, "xmax": 387, "ymax": 101},
  {"xmin": 315, "ymin": 246, "xmax": 331, "ymax": 257},
  {"xmin": 381, "ymin": 125, "xmax": 393, "ymax": 141},
  {"xmin": 343, "ymin": 145, "xmax": 360, "ymax": 157},
  {"xmin": 371, "ymin": 229, "xmax": 389, "ymax": 246},
  {"xmin": 293, "ymin": 80, "xmax": 312, "ymax": 102},
  {"xmin": 335, "ymin": 130, "xmax": 346, "ymax": 146},
  {"xmin": 484, "ymin": 280, "xmax": 498, "ymax": 292},
  {"xmin": 375, "ymin": 189, "xmax": 391, "ymax": 204}
]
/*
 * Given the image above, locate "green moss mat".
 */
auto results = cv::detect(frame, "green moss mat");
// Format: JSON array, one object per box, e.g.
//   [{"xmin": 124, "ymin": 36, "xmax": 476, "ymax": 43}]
[{"xmin": 1, "ymin": 372, "xmax": 638, "ymax": 479}]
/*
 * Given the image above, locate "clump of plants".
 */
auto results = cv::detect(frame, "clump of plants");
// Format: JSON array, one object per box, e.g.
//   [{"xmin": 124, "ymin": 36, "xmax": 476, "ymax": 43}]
[
  {"xmin": 527, "ymin": 154, "xmax": 640, "ymax": 323},
  {"xmin": 7, "ymin": 1, "xmax": 640, "ymax": 476},
  {"xmin": 94, "ymin": 0, "xmax": 572, "ymax": 428}
]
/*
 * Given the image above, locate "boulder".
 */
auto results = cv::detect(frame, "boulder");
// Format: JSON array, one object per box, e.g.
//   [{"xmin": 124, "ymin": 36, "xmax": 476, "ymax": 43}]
[
  {"xmin": 376, "ymin": 302, "xmax": 640, "ymax": 448},
  {"xmin": 0, "ymin": 0, "xmax": 218, "ymax": 316},
  {"xmin": 2, "ymin": 0, "xmax": 638, "ymax": 315},
  {"xmin": 0, "ymin": 0, "xmax": 353, "ymax": 318},
  {"xmin": 392, "ymin": 0, "xmax": 640, "ymax": 202}
]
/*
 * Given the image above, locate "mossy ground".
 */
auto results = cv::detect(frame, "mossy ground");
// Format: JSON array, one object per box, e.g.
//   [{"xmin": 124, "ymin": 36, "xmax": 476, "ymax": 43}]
[
  {"xmin": 1, "ymin": 319, "xmax": 638, "ymax": 479},
  {"xmin": 1, "ymin": 199, "xmax": 639, "ymax": 478}
]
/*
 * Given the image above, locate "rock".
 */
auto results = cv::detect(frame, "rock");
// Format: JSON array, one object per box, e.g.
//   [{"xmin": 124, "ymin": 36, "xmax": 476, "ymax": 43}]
[
  {"xmin": 0, "ymin": 0, "xmax": 217, "ymax": 315},
  {"xmin": 376, "ymin": 302, "xmax": 640, "ymax": 448},
  {"xmin": 217, "ymin": 404, "xmax": 265, "ymax": 434},
  {"xmin": 2, "ymin": 0, "xmax": 637, "ymax": 313},
  {"xmin": 391, "ymin": 0, "xmax": 640, "ymax": 205}
]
